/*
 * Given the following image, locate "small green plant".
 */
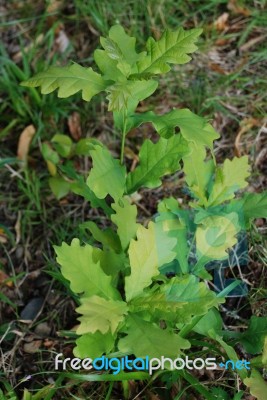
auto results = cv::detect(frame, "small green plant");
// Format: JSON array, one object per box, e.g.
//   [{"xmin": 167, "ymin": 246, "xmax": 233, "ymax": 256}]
[{"xmin": 22, "ymin": 25, "xmax": 267, "ymax": 398}]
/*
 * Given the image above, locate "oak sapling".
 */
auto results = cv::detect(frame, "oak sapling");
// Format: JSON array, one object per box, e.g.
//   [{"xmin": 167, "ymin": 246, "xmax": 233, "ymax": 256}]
[{"xmin": 22, "ymin": 25, "xmax": 267, "ymax": 398}]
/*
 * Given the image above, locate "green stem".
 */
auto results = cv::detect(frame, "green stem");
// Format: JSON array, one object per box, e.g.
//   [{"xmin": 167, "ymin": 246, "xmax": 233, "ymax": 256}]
[
  {"xmin": 105, "ymin": 382, "xmax": 114, "ymax": 400},
  {"xmin": 179, "ymin": 315, "xmax": 203, "ymax": 338},
  {"xmin": 176, "ymin": 370, "xmax": 215, "ymax": 400},
  {"xmin": 120, "ymin": 110, "xmax": 127, "ymax": 165}
]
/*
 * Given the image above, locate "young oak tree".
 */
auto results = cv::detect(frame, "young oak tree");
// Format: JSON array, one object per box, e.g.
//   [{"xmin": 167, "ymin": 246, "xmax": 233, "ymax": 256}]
[{"xmin": 22, "ymin": 25, "xmax": 267, "ymax": 399}]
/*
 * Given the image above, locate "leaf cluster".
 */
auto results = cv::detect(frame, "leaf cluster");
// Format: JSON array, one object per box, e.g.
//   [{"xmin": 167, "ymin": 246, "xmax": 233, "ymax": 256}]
[{"xmin": 22, "ymin": 24, "xmax": 267, "ymax": 399}]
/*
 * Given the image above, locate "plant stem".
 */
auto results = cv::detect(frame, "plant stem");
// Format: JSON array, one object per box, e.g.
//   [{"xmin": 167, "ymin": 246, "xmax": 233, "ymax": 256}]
[
  {"xmin": 120, "ymin": 110, "xmax": 127, "ymax": 165},
  {"xmin": 179, "ymin": 315, "xmax": 203, "ymax": 338}
]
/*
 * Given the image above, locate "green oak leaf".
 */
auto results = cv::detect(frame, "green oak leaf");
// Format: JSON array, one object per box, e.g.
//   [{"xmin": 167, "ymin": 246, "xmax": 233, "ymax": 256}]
[
  {"xmin": 79, "ymin": 221, "xmax": 121, "ymax": 253},
  {"xmin": 126, "ymin": 135, "xmax": 189, "ymax": 194},
  {"xmin": 108, "ymin": 25, "xmax": 145, "ymax": 67},
  {"xmin": 239, "ymin": 316, "xmax": 267, "ymax": 354},
  {"xmin": 196, "ymin": 213, "xmax": 240, "ymax": 261},
  {"xmin": 111, "ymin": 197, "xmax": 139, "ymax": 250},
  {"xmin": 244, "ymin": 369, "xmax": 267, "ymax": 400},
  {"xmin": 76, "ymin": 295, "xmax": 128, "ymax": 335},
  {"xmin": 193, "ymin": 308, "xmax": 223, "ymax": 336},
  {"xmin": 239, "ymin": 191, "xmax": 267, "ymax": 221},
  {"xmin": 94, "ymin": 49, "xmax": 125, "ymax": 81},
  {"xmin": 118, "ymin": 314, "xmax": 190, "ymax": 358},
  {"xmin": 125, "ymin": 221, "xmax": 177, "ymax": 301},
  {"xmin": 183, "ymin": 143, "xmax": 215, "ymax": 205},
  {"xmin": 100, "ymin": 37, "xmax": 132, "ymax": 76},
  {"xmin": 107, "ymin": 79, "xmax": 158, "ymax": 111},
  {"xmin": 207, "ymin": 156, "xmax": 250, "ymax": 206},
  {"xmin": 155, "ymin": 212, "xmax": 189, "ymax": 274},
  {"xmin": 160, "ymin": 275, "xmax": 223, "ymax": 324},
  {"xmin": 21, "ymin": 63, "xmax": 108, "ymax": 101},
  {"xmin": 51, "ymin": 134, "xmax": 73, "ymax": 158},
  {"xmin": 129, "ymin": 109, "xmax": 219, "ymax": 148},
  {"xmin": 113, "ymin": 80, "xmax": 158, "ymax": 132},
  {"xmin": 54, "ymin": 238, "xmax": 120, "ymax": 299},
  {"xmin": 93, "ymin": 247, "xmax": 128, "ymax": 277},
  {"xmin": 136, "ymin": 27, "xmax": 202, "ymax": 75},
  {"xmin": 74, "ymin": 331, "xmax": 115, "ymax": 359},
  {"xmin": 87, "ymin": 145, "xmax": 126, "ymax": 201}
]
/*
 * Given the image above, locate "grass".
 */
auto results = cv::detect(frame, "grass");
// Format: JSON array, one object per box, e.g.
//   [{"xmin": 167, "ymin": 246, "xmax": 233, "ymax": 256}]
[{"xmin": 0, "ymin": 0, "xmax": 266, "ymax": 399}]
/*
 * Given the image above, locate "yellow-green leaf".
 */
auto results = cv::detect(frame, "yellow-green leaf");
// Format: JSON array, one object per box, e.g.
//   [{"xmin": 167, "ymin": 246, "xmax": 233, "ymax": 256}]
[
  {"xmin": 125, "ymin": 221, "xmax": 177, "ymax": 301},
  {"xmin": 244, "ymin": 369, "xmax": 267, "ymax": 400},
  {"xmin": 137, "ymin": 27, "xmax": 202, "ymax": 75},
  {"xmin": 21, "ymin": 63, "xmax": 107, "ymax": 101},
  {"xmin": 54, "ymin": 238, "xmax": 120, "ymax": 299},
  {"xmin": 76, "ymin": 295, "xmax": 128, "ymax": 335},
  {"xmin": 87, "ymin": 145, "xmax": 126, "ymax": 201},
  {"xmin": 208, "ymin": 156, "xmax": 250, "ymax": 206},
  {"xmin": 118, "ymin": 314, "xmax": 190, "ymax": 358},
  {"xmin": 111, "ymin": 197, "xmax": 139, "ymax": 250}
]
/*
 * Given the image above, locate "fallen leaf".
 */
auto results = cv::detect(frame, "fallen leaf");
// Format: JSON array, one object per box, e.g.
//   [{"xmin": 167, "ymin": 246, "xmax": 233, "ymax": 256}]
[
  {"xmin": 240, "ymin": 35, "xmax": 267, "ymax": 52},
  {"xmin": 209, "ymin": 62, "xmax": 228, "ymax": 75},
  {"xmin": 215, "ymin": 38, "xmax": 231, "ymax": 46},
  {"xmin": 17, "ymin": 125, "xmax": 36, "ymax": 161},
  {"xmin": 13, "ymin": 35, "xmax": 44, "ymax": 62},
  {"xmin": 68, "ymin": 112, "xmax": 82, "ymax": 140},
  {"xmin": 234, "ymin": 118, "xmax": 258, "ymax": 156},
  {"xmin": 23, "ymin": 340, "xmax": 42, "ymax": 354},
  {"xmin": 0, "ymin": 270, "xmax": 13, "ymax": 288},
  {"xmin": 214, "ymin": 13, "xmax": 229, "ymax": 31},
  {"xmin": 228, "ymin": 0, "xmax": 251, "ymax": 16},
  {"xmin": 55, "ymin": 29, "xmax": 70, "ymax": 53},
  {"xmin": 14, "ymin": 211, "xmax": 21, "ymax": 245},
  {"xmin": 0, "ymin": 228, "xmax": 8, "ymax": 244}
]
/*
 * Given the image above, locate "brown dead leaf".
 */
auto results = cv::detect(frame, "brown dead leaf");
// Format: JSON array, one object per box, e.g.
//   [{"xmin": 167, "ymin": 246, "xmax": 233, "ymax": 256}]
[
  {"xmin": 43, "ymin": 339, "xmax": 55, "ymax": 348},
  {"xmin": 228, "ymin": 0, "xmax": 251, "ymax": 16},
  {"xmin": 234, "ymin": 118, "xmax": 259, "ymax": 156},
  {"xmin": 209, "ymin": 62, "xmax": 228, "ymax": 75},
  {"xmin": 240, "ymin": 34, "xmax": 267, "ymax": 52},
  {"xmin": 23, "ymin": 340, "xmax": 42, "ymax": 354},
  {"xmin": 0, "ymin": 228, "xmax": 8, "ymax": 244},
  {"xmin": 13, "ymin": 35, "xmax": 44, "ymax": 62},
  {"xmin": 68, "ymin": 112, "xmax": 82, "ymax": 140},
  {"xmin": 215, "ymin": 38, "xmax": 231, "ymax": 46},
  {"xmin": 47, "ymin": 0, "xmax": 63, "ymax": 13},
  {"xmin": 17, "ymin": 125, "xmax": 36, "ymax": 161},
  {"xmin": 124, "ymin": 146, "xmax": 138, "ymax": 160},
  {"xmin": 214, "ymin": 12, "xmax": 229, "ymax": 31},
  {"xmin": 0, "ymin": 270, "xmax": 13, "ymax": 288}
]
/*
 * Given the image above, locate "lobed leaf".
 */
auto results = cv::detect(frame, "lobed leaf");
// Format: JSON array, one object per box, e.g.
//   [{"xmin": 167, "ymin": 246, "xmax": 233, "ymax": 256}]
[
  {"xmin": 207, "ymin": 156, "xmax": 250, "ymax": 206},
  {"xmin": 125, "ymin": 221, "xmax": 177, "ymax": 301},
  {"xmin": 107, "ymin": 79, "xmax": 158, "ymax": 111},
  {"xmin": 244, "ymin": 369, "xmax": 267, "ymax": 400},
  {"xmin": 76, "ymin": 295, "xmax": 128, "ymax": 335},
  {"xmin": 129, "ymin": 109, "xmax": 219, "ymax": 149},
  {"xmin": 111, "ymin": 197, "xmax": 139, "ymax": 250},
  {"xmin": 74, "ymin": 331, "xmax": 114, "ymax": 359},
  {"xmin": 87, "ymin": 145, "xmax": 126, "ymax": 201},
  {"xmin": 126, "ymin": 135, "xmax": 189, "ymax": 194},
  {"xmin": 240, "ymin": 191, "xmax": 267, "ymax": 220},
  {"xmin": 118, "ymin": 314, "xmax": 190, "ymax": 358},
  {"xmin": 21, "ymin": 63, "xmax": 108, "ymax": 101},
  {"xmin": 195, "ymin": 212, "xmax": 240, "ymax": 261},
  {"xmin": 136, "ymin": 27, "xmax": 202, "ymax": 75},
  {"xmin": 183, "ymin": 143, "xmax": 215, "ymax": 205},
  {"xmin": 54, "ymin": 238, "xmax": 120, "ymax": 299}
]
